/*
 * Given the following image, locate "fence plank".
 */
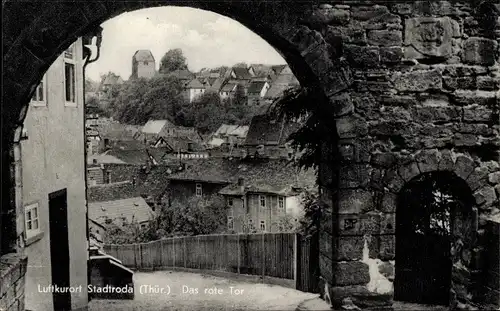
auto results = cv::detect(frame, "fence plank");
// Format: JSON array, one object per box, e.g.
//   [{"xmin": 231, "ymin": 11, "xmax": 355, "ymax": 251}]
[{"xmin": 103, "ymin": 233, "xmax": 318, "ymax": 292}]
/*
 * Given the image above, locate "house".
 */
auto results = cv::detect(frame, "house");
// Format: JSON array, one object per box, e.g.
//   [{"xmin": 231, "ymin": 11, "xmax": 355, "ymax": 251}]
[
  {"xmin": 131, "ymin": 49, "xmax": 156, "ymax": 79},
  {"xmin": 229, "ymin": 67, "xmax": 254, "ymax": 80},
  {"xmin": 137, "ymin": 119, "xmax": 202, "ymax": 145},
  {"xmin": 19, "ymin": 39, "xmax": 88, "ymax": 311},
  {"xmin": 247, "ymin": 80, "xmax": 270, "ymax": 105},
  {"xmin": 248, "ymin": 64, "xmax": 273, "ymax": 78},
  {"xmin": 219, "ymin": 82, "xmax": 237, "ymax": 99},
  {"xmin": 244, "ymin": 114, "xmax": 301, "ymax": 159},
  {"xmin": 165, "ymin": 69, "xmax": 195, "ymax": 82},
  {"xmin": 88, "ymin": 197, "xmax": 155, "ymax": 229},
  {"xmin": 98, "ymin": 72, "xmax": 124, "ymax": 100},
  {"xmin": 263, "ymin": 69, "xmax": 300, "ymax": 103},
  {"xmin": 138, "ymin": 119, "xmax": 175, "ymax": 143},
  {"xmin": 166, "ymin": 158, "xmax": 316, "ymax": 233},
  {"xmin": 153, "ymin": 136, "xmax": 208, "ymax": 159},
  {"xmin": 183, "ymin": 78, "xmax": 206, "ymax": 103},
  {"xmin": 208, "ymin": 124, "xmax": 249, "ymax": 149}
]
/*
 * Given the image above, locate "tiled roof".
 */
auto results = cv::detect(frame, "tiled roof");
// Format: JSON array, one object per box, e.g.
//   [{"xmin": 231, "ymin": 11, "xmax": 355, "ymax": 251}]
[
  {"xmin": 89, "ymin": 197, "xmax": 155, "ymax": 225},
  {"xmin": 249, "ymin": 64, "xmax": 272, "ymax": 77},
  {"xmin": 247, "ymin": 81, "xmax": 267, "ymax": 94},
  {"xmin": 142, "ymin": 120, "xmax": 171, "ymax": 134},
  {"xmin": 158, "ymin": 136, "xmax": 205, "ymax": 152},
  {"xmin": 106, "ymin": 149, "xmax": 152, "ymax": 165},
  {"xmin": 245, "ymin": 115, "xmax": 282, "ymax": 146},
  {"xmin": 213, "ymin": 124, "xmax": 249, "ymax": 138},
  {"xmin": 271, "ymin": 65, "xmax": 287, "ymax": 75},
  {"xmin": 220, "ymin": 83, "xmax": 237, "ymax": 92},
  {"xmin": 185, "ymin": 78, "xmax": 205, "ymax": 89},
  {"xmin": 166, "ymin": 69, "xmax": 195, "ymax": 80},
  {"xmin": 264, "ymin": 75, "xmax": 299, "ymax": 99},
  {"xmin": 88, "ymin": 182, "xmax": 139, "ymax": 202},
  {"xmin": 231, "ymin": 67, "xmax": 253, "ymax": 80},
  {"xmin": 133, "ymin": 50, "xmax": 155, "ymax": 62},
  {"xmin": 168, "ymin": 158, "xmax": 316, "ymax": 194}
]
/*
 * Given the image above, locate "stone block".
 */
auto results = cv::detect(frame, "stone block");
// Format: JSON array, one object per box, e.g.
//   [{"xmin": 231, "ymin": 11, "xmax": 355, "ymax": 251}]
[
  {"xmin": 466, "ymin": 166, "xmax": 490, "ymax": 192},
  {"xmin": 391, "ymin": 3, "xmax": 412, "ymax": 15},
  {"xmin": 477, "ymin": 76, "xmax": 499, "ymax": 91},
  {"xmin": 393, "ymin": 70, "xmax": 442, "ymax": 92},
  {"xmin": 338, "ymin": 213, "xmax": 380, "ymax": 236},
  {"xmin": 325, "ymin": 26, "xmax": 367, "ymax": 45},
  {"xmin": 453, "ymin": 155, "xmax": 475, "ymax": 180},
  {"xmin": 320, "ymin": 253, "xmax": 334, "ymax": 284},
  {"xmin": 438, "ymin": 150, "xmax": 455, "ymax": 171},
  {"xmin": 474, "ymin": 186, "xmax": 497, "ymax": 207},
  {"xmin": 367, "ymin": 30, "xmax": 402, "ymax": 47},
  {"xmin": 371, "ymin": 152, "xmax": 397, "ymax": 168},
  {"xmin": 352, "ymin": 5, "xmax": 389, "ymax": 21},
  {"xmin": 452, "ymin": 91, "xmax": 497, "ymax": 106},
  {"xmin": 338, "ymin": 189, "xmax": 375, "ymax": 214},
  {"xmin": 414, "ymin": 149, "xmax": 440, "ymax": 173},
  {"xmin": 463, "ymin": 106, "xmax": 494, "ymax": 123},
  {"xmin": 336, "ymin": 236, "xmax": 379, "ymax": 261},
  {"xmin": 320, "ymin": 231, "xmax": 334, "ymax": 259},
  {"xmin": 398, "ymin": 162, "xmax": 421, "ymax": 182},
  {"xmin": 339, "ymin": 164, "xmax": 371, "ymax": 189},
  {"xmin": 404, "ymin": 17, "xmax": 454, "ymax": 59},
  {"xmin": 380, "ymin": 193, "xmax": 397, "ymax": 213},
  {"xmin": 462, "ymin": 37, "xmax": 498, "ymax": 66},
  {"xmin": 454, "ymin": 133, "xmax": 478, "ymax": 147},
  {"xmin": 370, "ymin": 169, "xmax": 386, "ymax": 191},
  {"xmin": 489, "ymin": 172, "xmax": 500, "ymax": 185},
  {"xmin": 332, "ymin": 92, "xmax": 353, "ymax": 117},
  {"xmin": 320, "ymin": 209, "xmax": 334, "ymax": 235},
  {"xmin": 336, "ymin": 115, "xmax": 369, "ymax": 139},
  {"xmin": 380, "ymin": 213, "xmax": 395, "ymax": 234},
  {"xmin": 345, "ymin": 45, "xmax": 380, "ymax": 68},
  {"xmin": 334, "ymin": 261, "xmax": 370, "ymax": 286},
  {"xmin": 380, "ymin": 47, "xmax": 403, "ymax": 63},
  {"xmin": 443, "ymin": 76, "xmax": 477, "ymax": 90},
  {"xmin": 379, "ymin": 235, "xmax": 395, "ymax": 260},
  {"xmin": 382, "ymin": 168, "xmax": 405, "ymax": 193}
]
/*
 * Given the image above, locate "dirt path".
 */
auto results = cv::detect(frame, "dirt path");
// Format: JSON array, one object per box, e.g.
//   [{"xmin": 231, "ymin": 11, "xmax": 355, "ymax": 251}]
[{"xmin": 89, "ymin": 271, "xmax": 319, "ymax": 311}]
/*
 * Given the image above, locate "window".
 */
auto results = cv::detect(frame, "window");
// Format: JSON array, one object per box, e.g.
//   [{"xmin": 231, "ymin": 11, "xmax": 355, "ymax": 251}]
[
  {"xmin": 228, "ymin": 197, "xmax": 234, "ymax": 207},
  {"xmin": 260, "ymin": 220, "xmax": 266, "ymax": 231},
  {"xmin": 248, "ymin": 219, "xmax": 254, "ymax": 231},
  {"xmin": 25, "ymin": 203, "xmax": 40, "ymax": 238},
  {"xmin": 31, "ymin": 77, "xmax": 46, "ymax": 106},
  {"xmin": 65, "ymin": 62, "xmax": 76, "ymax": 104},
  {"xmin": 195, "ymin": 183, "xmax": 202, "ymax": 196},
  {"xmin": 140, "ymin": 223, "xmax": 147, "ymax": 229},
  {"xmin": 278, "ymin": 197, "xmax": 285, "ymax": 210},
  {"xmin": 144, "ymin": 61, "xmax": 149, "ymax": 66},
  {"xmin": 227, "ymin": 216, "xmax": 234, "ymax": 230},
  {"xmin": 105, "ymin": 171, "xmax": 112, "ymax": 184},
  {"xmin": 259, "ymin": 195, "xmax": 266, "ymax": 208}
]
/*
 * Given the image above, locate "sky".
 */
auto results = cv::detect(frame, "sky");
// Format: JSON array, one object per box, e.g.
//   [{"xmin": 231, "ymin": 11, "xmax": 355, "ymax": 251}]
[{"xmin": 85, "ymin": 7, "xmax": 287, "ymax": 82}]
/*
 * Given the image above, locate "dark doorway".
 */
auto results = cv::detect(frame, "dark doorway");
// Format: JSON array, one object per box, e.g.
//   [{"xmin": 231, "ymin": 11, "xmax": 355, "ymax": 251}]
[
  {"xmin": 49, "ymin": 189, "xmax": 71, "ymax": 311},
  {"xmin": 394, "ymin": 171, "xmax": 473, "ymax": 305}
]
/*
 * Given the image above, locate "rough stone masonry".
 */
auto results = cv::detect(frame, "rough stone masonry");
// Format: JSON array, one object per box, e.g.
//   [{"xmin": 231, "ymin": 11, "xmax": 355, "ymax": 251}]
[
  {"xmin": 1, "ymin": 1, "xmax": 500, "ymax": 311},
  {"xmin": 312, "ymin": 1, "xmax": 500, "ymax": 310}
]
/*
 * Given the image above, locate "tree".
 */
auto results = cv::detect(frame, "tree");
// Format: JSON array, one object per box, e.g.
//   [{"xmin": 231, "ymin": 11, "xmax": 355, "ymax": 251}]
[{"xmin": 159, "ymin": 48, "xmax": 188, "ymax": 74}]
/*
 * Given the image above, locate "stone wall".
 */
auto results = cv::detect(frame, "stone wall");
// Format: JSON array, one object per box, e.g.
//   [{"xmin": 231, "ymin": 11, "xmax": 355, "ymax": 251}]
[
  {"xmin": 0, "ymin": 254, "xmax": 27, "ymax": 311},
  {"xmin": 314, "ymin": 1, "xmax": 500, "ymax": 310}
]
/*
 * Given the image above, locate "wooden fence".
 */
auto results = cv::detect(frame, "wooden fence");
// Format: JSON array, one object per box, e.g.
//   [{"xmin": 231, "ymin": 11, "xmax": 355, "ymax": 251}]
[{"xmin": 103, "ymin": 233, "xmax": 319, "ymax": 293}]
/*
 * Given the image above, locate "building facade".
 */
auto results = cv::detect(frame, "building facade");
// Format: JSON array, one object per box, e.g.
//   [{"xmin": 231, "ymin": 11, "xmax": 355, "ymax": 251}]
[
  {"xmin": 131, "ymin": 50, "xmax": 156, "ymax": 79},
  {"xmin": 20, "ymin": 39, "xmax": 88, "ymax": 311}
]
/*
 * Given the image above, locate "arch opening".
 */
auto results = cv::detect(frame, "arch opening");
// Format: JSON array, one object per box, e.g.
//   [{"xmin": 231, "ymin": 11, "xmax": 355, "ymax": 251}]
[{"xmin": 394, "ymin": 171, "xmax": 475, "ymax": 306}]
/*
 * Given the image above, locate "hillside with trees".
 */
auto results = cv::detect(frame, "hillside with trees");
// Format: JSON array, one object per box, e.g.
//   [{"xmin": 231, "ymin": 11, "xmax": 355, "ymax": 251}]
[{"xmin": 97, "ymin": 49, "xmax": 272, "ymax": 134}]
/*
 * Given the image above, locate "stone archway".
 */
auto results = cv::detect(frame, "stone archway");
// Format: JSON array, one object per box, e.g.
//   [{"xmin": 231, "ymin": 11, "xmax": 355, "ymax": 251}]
[{"xmin": 2, "ymin": 1, "xmax": 500, "ymax": 310}]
